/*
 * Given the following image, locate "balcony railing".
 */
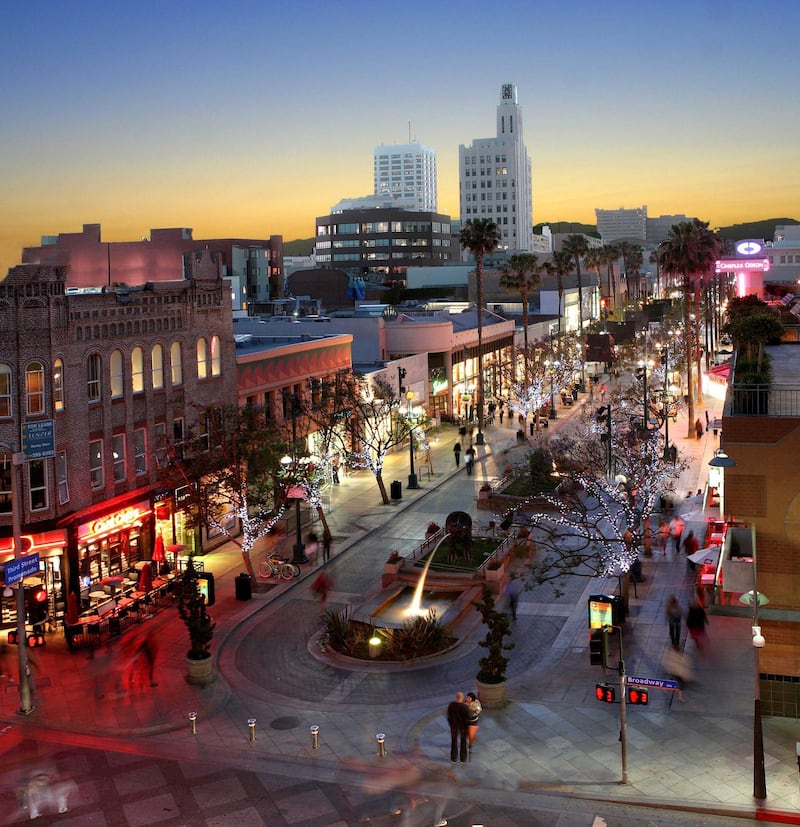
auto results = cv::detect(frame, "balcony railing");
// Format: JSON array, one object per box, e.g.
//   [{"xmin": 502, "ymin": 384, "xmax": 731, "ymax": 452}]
[{"xmin": 728, "ymin": 385, "xmax": 800, "ymax": 417}]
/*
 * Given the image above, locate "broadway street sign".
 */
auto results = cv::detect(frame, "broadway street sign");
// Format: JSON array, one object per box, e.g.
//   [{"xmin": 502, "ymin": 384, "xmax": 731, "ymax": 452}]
[{"xmin": 627, "ymin": 675, "xmax": 679, "ymax": 690}]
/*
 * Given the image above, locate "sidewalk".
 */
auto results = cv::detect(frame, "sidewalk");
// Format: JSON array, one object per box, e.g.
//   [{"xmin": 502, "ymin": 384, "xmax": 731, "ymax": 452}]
[{"xmin": 2, "ymin": 385, "xmax": 799, "ymax": 823}]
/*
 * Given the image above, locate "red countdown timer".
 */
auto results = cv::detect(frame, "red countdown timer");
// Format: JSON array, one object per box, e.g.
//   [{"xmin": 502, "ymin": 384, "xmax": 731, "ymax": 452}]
[
  {"xmin": 627, "ymin": 687, "xmax": 649, "ymax": 705},
  {"xmin": 595, "ymin": 683, "xmax": 616, "ymax": 703}
]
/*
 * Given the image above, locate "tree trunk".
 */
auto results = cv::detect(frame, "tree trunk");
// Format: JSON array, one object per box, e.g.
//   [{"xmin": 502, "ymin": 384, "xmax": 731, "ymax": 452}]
[
  {"xmin": 376, "ymin": 474, "xmax": 390, "ymax": 505},
  {"xmin": 315, "ymin": 504, "xmax": 331, "ymax": 541},
  {"xmin": 684, "ymin": 279, "xmax": 694, "ymax": 438}
]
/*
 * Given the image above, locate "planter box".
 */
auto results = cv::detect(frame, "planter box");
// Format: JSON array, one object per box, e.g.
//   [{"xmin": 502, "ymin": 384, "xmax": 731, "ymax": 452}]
[
  {"xmin": 485, "ymin": 565, "xmax": 505, "ymax": 582},
  {"xmin": 186, "ymin": 655, "xmax": 216, "ymax": 686},
  {"xmin": 476, "ymin": 678, "xmax": 506, "ymax": 709}
]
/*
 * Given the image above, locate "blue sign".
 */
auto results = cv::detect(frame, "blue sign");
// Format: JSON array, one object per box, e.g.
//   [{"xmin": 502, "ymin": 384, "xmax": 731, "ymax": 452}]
[
  {"xmin": 21, "ymin": 420, "xmax": 55, "ymax": 461},
  {"xmin": 628, "ymin": 675, "xmax": 679, "ymax": 690},
  {"xmin": 5, "ymin": 552, "xmax": 41, "ymax": 586}
]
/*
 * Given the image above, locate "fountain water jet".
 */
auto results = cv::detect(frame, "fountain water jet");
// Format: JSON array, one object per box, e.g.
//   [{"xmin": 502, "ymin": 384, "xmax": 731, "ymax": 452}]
[{"xmin": 405, "ymin": 547, "xmax": 439, "ymax": 618}]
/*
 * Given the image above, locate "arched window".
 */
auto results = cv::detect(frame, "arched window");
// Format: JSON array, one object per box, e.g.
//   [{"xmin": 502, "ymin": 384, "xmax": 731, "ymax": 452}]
[
  {"xmin": 131, "ymin": 347, "xmax": 144, "ymax": 393},
  {"xmin": 196, "ymin": 337, "xmax": 208, "ymax": 380},
  {"xmin": 53, "ymin": 358, "xmax": 64, "ymax": 412},
  {"xmin": 210, "ymin": 335, "xmax": 221, "ymax": 377},
  {"xmin": 110, "ymin": 350, "xmax": 124, "ymax": 398},
  {"xmin": 25, "ymin": 361, "xmax": 45, "ymax": 415},
  {"xmin": 0, "ymin": 452, "xmax": 11, "ymax": 513},
  {"xmin": 0, "ymin": 364, "xmax": 12, "ymax": 418},
  {"xmin": 87, "ymin": 353, "xmax": 102, "ymax": 402},
  {"xmin": 151, "ymin": 344, "xmax": 164, "ymax": 389},
  {"xmin": 170, "ymin": 341, "xmax": 182, "ymax": 386}
]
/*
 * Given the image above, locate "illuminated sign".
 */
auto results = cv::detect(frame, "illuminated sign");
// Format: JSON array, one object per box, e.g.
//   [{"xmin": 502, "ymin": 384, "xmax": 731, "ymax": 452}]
[
  {"xmin": 735, "ymin": 240, "xmax": 764, "ymax": 256},
  {"xmin": 588, "ymin": 598, "xmax": 614, "ymax": 629},
  {"xmin": 716, "ymin": 259, "xmax": 770, "ymax": 272},
  {"xmin": 79, "ymin": 504, "xmax": 151, "ymax": 540}
]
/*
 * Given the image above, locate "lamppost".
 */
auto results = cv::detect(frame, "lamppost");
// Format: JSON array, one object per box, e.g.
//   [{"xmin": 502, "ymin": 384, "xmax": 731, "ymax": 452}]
[
  {"xmin": 1, "ymin": 444, "xmax": 34, "ymax": 714},
  {"xmin": 740, "ymin": 586, "xmax": 768, "ymax": 801},
  {"xmin": 405, "ymin": 390, "xmax": 419, "ymax": 490},
  {"xmin": 636, "ymin": 357, "xmax": 654, "ymax": 432},
  {"xmin": 544, "ymin": 359, "xmax": 557, "ymax": 420},
  {"xmin": 659, "ymin": 329, "xmax": 678, "ymax": 459},
  {"xmin": 576, "ymin": 342, "xmax": 586, "ymax": 393},
  {"xmin": 281, "ymin": 391, "xmax": 308, "ymax": 566}
]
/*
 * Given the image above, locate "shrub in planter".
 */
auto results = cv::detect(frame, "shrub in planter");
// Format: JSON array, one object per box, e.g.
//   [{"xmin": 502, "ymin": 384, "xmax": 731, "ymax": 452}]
[
  {"xmin": 426, "ymin": 522, "xmax": 441, "ymax": 535},
  {"xmin": 473, "ymin": 584, "xmax": 514, "ymax": 684},
  {"xmin": 178, "ymin": 554, "xmax": 216, "ymax": 661}
]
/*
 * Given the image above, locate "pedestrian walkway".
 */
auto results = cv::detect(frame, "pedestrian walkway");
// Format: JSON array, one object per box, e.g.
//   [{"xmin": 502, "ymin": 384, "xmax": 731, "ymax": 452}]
[{"xmin": 1, "ymin": 384, "xmax": 798, "ymax": 824}]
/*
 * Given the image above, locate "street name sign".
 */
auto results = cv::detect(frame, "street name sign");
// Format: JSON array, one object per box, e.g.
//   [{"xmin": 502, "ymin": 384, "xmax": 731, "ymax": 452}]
[
  {"xmin": 627, "ymin": 675, "xmax": 679, "ymax": 690},
  {"xmin": 5, "ymin": 552, "xmax": 41, "ymax": 586}
]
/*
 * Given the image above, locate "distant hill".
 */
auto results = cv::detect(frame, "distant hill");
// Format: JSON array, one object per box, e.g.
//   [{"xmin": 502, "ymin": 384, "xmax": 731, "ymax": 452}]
[
  {"xmin": 716, "ymin": 218, "xmax": 799, "ymax": 241},
  {"xmin": 283, "ymin": 237, "xmax": 315, "ymax": 256}
]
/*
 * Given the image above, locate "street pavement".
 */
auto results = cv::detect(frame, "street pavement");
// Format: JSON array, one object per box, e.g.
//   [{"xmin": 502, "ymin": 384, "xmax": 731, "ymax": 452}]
[{"xmin": 1, "ymin": 380, "xmax": 799, "ymax": 826}]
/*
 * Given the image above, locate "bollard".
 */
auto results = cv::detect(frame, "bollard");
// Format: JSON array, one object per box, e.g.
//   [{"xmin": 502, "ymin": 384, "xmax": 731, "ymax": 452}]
[
  {"xmin": 376, "ymin": 733, "xmax": 386, "ymax": 758},
  {"xmin": 310, "ymin": 725, "xmax": 320, "ymax": 750},
  {"xmin": 188, "ymin": 711, "xmax": 197, "ymax": 736},
  {"xmin": 248, "ymin": 718, "xmax": 257, "ymax": 742}
]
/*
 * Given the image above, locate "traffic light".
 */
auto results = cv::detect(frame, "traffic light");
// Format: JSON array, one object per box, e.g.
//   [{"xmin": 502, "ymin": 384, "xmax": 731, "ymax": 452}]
[
  {"xmin": 595, "ymin": 683, "xmax": 616, "ymax": 703},
  {"xmin": 627, "ymin": 686, "xmax": 649, "ymax": 705},
  {"xmin": 589, "ymin": 629, "xmax": 607, "ymax": 666}
]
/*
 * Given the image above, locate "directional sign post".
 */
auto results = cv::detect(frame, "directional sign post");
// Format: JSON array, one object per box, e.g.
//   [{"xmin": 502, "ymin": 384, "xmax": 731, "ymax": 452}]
[
  {"xmin": 628, "ymin": 675, "xmax": 680, "ymax": 691},
  {"xmin": 4, "ymin": 552, "xmax": 41, "ymax": 587}
]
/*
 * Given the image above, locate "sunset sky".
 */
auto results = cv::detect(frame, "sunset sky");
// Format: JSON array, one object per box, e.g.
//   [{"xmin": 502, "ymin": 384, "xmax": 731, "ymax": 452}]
[{"xmin": 2, "ymin": 0, "xmax": 799, "ymax": 275}]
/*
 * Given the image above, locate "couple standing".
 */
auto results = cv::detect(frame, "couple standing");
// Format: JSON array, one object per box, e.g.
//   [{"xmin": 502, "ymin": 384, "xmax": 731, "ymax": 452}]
[{"xmin": 446, "ymin": 691, "xmax": 481, "ymax": 763}]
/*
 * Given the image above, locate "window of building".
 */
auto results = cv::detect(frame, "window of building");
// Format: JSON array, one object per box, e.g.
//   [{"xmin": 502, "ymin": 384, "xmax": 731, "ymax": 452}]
[
  {"xmin": 210, "ymin": 335, "xmax": 221, "ymax": 377},
  {"xmin": 0, "ymin": 364, "xmax": 12, "ymax": 418},
  {"xmin": 0, "ymin": 453, "xmax": 11, "ymax": 514},
  {"xmin": 112, "ymin": 434, "xmax": 126, "ymax": 483},
  {"xmin": 151, "ymin": 344, "xmax": 164, "ymax": 389},
  {"xmin": 196, "ymin": 338, "xmax": 208, "ymax": 380},
  {"xmin": 89, "ymin": 440, "xmax": 103, "ymax": 489},
  {"xmin": 53, "ymin": 358, "xmax": 64, "ymax": 412},
  {"xmin": 57, "ymin": 450, "xmax": 69, "ymax": 504},
  {"xmin": 133, "ymin": 428, "xmax": 147, "ymax": 474},
  {"xmin": 170, "ymin": 342, "xmax": 182, "ymax": 385},
  {"xmin": 25, "ymin": 362, "xmax": 45, "ymax": 415},
  {"xmin": 28, "ymin": 460, "xmax": 47, "ymax": 511},
  {"xmin": 110, "ymin": 349, "xmax": 124, "ymax": 398},
  {"xmin": 131, "ymin": 346, "xmax": 144, "ymax": 393},
  {"xmin": 87, "ymin": 353, "xmax": 102, "ymax": 402}
]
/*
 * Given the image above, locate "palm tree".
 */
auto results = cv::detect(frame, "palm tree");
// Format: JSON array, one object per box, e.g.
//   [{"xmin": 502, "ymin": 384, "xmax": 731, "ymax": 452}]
[
  {"xmin": 618, "ymin": 242, "xmax": 644, "ymax": 303},
  {"xmin": 562, "ymin": 234, "xmax": 589, "ymax": 336},
  {"xmin": 656, "ymin": 219, "xmax": 720, "ymax": 438},
  {"xmin": 500, "ymin": 252, "xmax": 542, "ymax": 382},
  {"xmin": 459, "ymin": 218, "xmax": 500, "ymax": 446},
  {"xmin": 601, "ymin": 243, "xmax": 621, "ymax": 314}
]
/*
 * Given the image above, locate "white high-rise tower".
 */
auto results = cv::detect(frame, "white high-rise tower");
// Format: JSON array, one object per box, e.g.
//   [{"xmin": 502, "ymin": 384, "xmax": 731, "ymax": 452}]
[
  {"xmin": 373, "ymin": 141, "xmax": 437, "ymax": 211},
  {"xmin": 459, "ymin": 83, "xmax": 533, "ymax": 251}
]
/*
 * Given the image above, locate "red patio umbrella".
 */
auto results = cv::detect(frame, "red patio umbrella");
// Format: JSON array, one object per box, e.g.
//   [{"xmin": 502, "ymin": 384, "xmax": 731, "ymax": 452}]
[
  {"xmin": 152, "ymin": 533, "xmax": 165, "ymax": 575},
  {"xmin": 138, "ymin": 562, "xmax": 153, "ymax": 593}
]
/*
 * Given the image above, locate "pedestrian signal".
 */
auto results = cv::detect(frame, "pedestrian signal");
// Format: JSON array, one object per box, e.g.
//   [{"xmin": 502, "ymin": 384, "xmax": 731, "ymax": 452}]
[
  {"xmin": 627, "ymin": 686, "xmax": 649, "ymax": 705},
  {"xmin": 589, "ymin": 628, "xmax": 607, "ymax": 666},
  {"xmin": 595, "ymin": 683, "xmax": 616, "ymax": 703}
]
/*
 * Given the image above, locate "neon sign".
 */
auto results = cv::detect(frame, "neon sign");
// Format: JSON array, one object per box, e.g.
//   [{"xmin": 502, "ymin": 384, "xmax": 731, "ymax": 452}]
[
  {"xmin": 83, "ymin": 506, "xmax": 150, "ymax": 539},
  {"xmin": 716, "ymin": 259, "xmax": 770, "ymax": 272}
]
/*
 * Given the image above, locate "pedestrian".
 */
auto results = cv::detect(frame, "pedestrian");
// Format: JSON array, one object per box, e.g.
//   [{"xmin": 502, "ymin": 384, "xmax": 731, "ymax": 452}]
[
  {"xmin": 136, "ymin": 631, "xmax": 159, "ymax": 687},
  {"xmin": 446, "ymin": 692, "xmax": 470, "ymax": 763},
  {"xmin": 331, "ymin": 455, "xmax": 340, "ymax": 484},
  {"xmin": 306, "ymin": 531, "xmax": 320, "ymax": 562},
  {"xmin": 670, "ymin": 443, "xmax": 678, "ymax": 465},
  {"xmin": 661, "ymin": 646, "xmax": 692, "ymax": 701},
  {"xmin": 600, "ymin": 383, "xmax": 607, "ymax": 401},
  {"xmin": 499, "ymin": 406, "xmax": 504, "ymax": 424},
  {"xmin": 657, "ymin": 518, "xmax": 670, "ymax": 555},
  {"xmin": 669, "ymin": 514, "xmax": 685, "ymax": 553},
  {"xmin": 686, "ymin": 597, "xmax": 708, "ymax": 649},
  {"xmin": 705, "ymin": 410, "xmax": 710, "ymax": 432},
  {"xmin": 695, "ymin": 418, "xmax": 703, "ymax": 440},
  {"xmin": 503, "ymin": 575, "xmax": 522, "ymax": 621},
  {"xmin": 683, "ymin": 529, "xmax": 699, "ymax": 571},
  {"xmin": 322, "ymin": 530, "xmax": 332, "ymax": 562},
  {"xmin": 311, "ymin": 572, "xmax": 333, "ymax": 609},
  {"xmin": 665, "ymin": 594, "xmax": 682, "ymax": 648},
  {"xmin": 465, "ymin": 691, "xmax": 482, "ymax": 752},
  {"xmin": 464, "ymin": 445, "xmax": 475, "ymax": 475},
  {"xmin": 453, "ymin": 441, "xmax": 462, "ymax": 467}
]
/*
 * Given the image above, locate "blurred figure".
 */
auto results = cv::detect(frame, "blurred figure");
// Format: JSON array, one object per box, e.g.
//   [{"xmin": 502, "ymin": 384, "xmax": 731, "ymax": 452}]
[
  {"xmin": 19, "ymin": 765, "xmax": 76, "ymax": 819},
  {"xmin": 311, "ymin": 572, "xmax": 333, "ymax": 609},
  {"xmin": 665, "ymin": 594, "xmax": 682, "ymax": 648},
  {"xmin": 686, "ymin": 597, "xmax": 708, "ymax": 650}
]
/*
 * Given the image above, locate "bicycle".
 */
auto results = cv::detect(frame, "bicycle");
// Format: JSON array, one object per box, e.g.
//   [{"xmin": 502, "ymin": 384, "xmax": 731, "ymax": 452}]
[{"xmin": 257, "ymin": 557, "xmax": 300, "ymax": 580}]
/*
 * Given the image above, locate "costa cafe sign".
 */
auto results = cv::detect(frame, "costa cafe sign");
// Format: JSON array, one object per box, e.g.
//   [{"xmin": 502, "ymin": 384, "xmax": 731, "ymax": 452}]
[{"xmin": 716, "ymin": 259, "xmax": 770, "ymax": 272}]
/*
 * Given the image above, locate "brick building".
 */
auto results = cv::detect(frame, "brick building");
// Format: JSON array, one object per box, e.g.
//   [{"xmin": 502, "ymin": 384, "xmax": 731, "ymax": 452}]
[{"xmin": 0, "ymin": 264, "xmax": 235, "ymax": 625}]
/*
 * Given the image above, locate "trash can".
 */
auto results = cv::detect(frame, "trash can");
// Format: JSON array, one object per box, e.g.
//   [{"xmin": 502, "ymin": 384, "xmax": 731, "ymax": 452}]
[
  {"xmin": 235, "ymin": 572, "xmax": 252, "ymax": 601},
  {"xmin": 390, "ymin": 480, "xmax": 402, "ymax": 500}
]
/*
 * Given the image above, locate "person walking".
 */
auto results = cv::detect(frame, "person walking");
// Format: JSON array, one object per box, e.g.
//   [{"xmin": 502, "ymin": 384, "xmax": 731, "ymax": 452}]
[
  {"xmin": 446, "ymin": 692, "xmax": 471, "ymax": 764},
  {"xmin": 657, "ymin": 518, "xmax": 670, "ymax": 555},
  {"xmin": 453, "ymin": 442, "xmax": 462, "ymax": 467},
  {"xmin": 683, "ymin": 529, "xmax": 699, "ymax": 571},
  {"xmin": 499, "ymin": 405, "xmax": 504, "ymax": 424},
  {"xmin": 686, "ymin": 597, "xmax": 708, "ymax": 649},
  {"xmin": 464, "ymin": 445, "xmax": 475, "ymax": 476},
  {"xmin": 665, "ymin": 594, "xmax": 682, "ymax": 648},
  {"xmin": 695, "ymin": 418, "xmax": 704, "ymax": 440},
  {"xmin": 669, "ymin": 514, "xmax": 685, "ymax": 554},
  {"xmin": 322, "ymin": 530, "xmax": 332, "ymax": 562},
  {"xmin": 331, "ymin": 455, "xmax": 340, "ymax": 484},
  {"xmin": 465, "ymin": 691, "xmax": 482, "ymax": 752},
  {"xmin": 503, "ymin": 576, "xmax": 522, "ymax": 621}
]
